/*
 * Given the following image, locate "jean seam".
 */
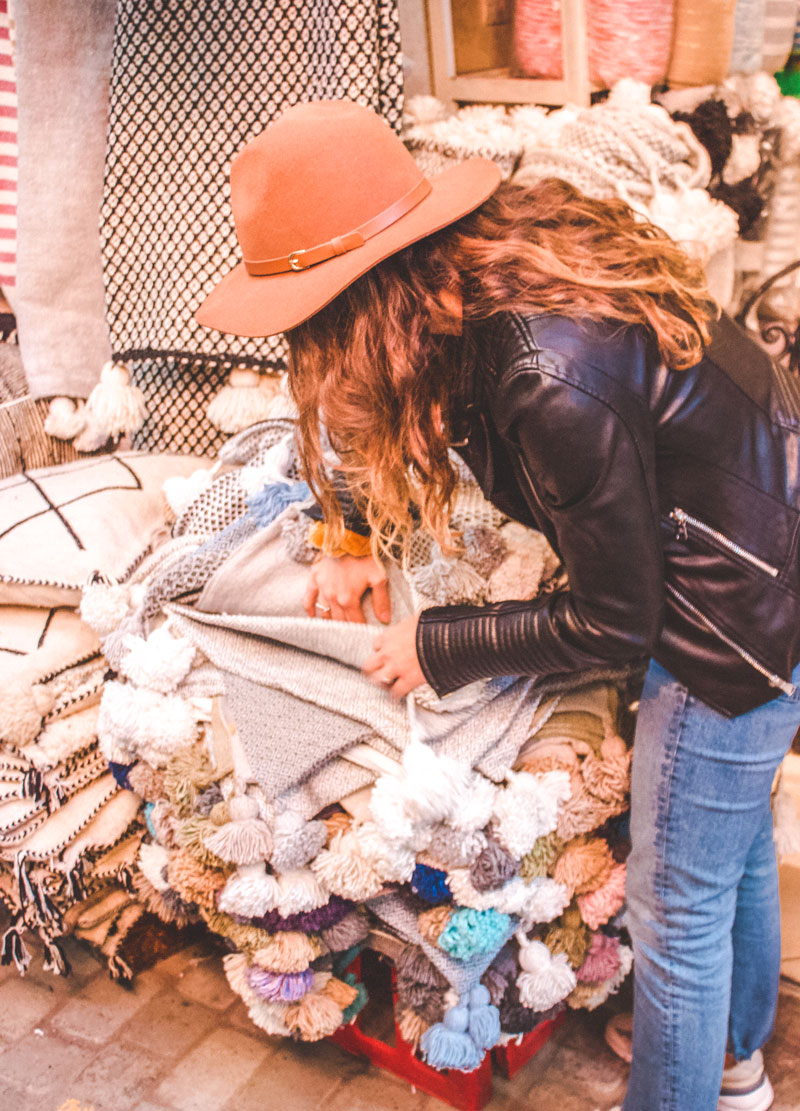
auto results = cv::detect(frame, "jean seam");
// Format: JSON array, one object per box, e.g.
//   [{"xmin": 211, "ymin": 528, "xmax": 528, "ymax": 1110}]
[{"xmin": 653, "ymin": 681, "xmax": 689, "ymax": 1111}]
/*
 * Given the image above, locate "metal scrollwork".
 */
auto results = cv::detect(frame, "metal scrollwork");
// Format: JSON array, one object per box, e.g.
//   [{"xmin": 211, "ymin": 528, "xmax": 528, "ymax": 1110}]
[{"xmin": 735, "ymin": 259, "xmax": 800, "ymax": 376}]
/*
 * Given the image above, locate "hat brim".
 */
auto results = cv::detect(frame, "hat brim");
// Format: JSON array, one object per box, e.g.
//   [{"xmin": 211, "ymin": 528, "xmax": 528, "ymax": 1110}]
[{"xmin": 195, "ymin": 158, "xmax": 503, "ymax": 338}]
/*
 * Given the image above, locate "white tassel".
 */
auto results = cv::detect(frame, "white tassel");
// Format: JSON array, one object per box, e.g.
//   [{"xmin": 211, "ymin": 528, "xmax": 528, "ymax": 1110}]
[
  {"xmin": 119, "ymin": 625, "xmax": 196, "ymax": 693},
  {"xmin": 491, "ymin": 770, "xmax": 572, "ymax": 859},
  {"xmin": 138, "ymin": 842, "xmax": 171, "ymax": 893},
  {"xmin": 76, "ymin": 361, "xmax": 146, "ymax": 447},
  {"xmin": 516, "ymin": 937, "xmax": 576, "ymax": 1011},
  {"xmin": 44, "ymin": 397, "xmax": 88, "ymax": 440},
  {"xmin": 352, "ymin": 820, "xmax": 416, "ymax": 883},
  {"xmin": 97, "ymin": 681, "xmax": 199, "ymax": 763},
  {"xmin": 275, "ymin": 868, "xmax": 330, "ymax": 916},
  {"xmin": 218, "ymin": 862, "xmax": 281, "ymax": 917},
  {"xmin": 270, "ymin": 809, "xmax": 328, "ymax": 873},
  {"xmin": 311, "ymin": 829, "xmax": 386, "ymax": 901},
  {"xmin": 79, "ymin": 580, "xmax": 131, "ymax": 637},
  {"xmin": 206, "ymin": 368, "xmax": 280, "ymax": 433},
  {"xmin": 447, "ymin": 869, "xmax": 570, "ymax": 926},
  {"xmin": 163, "ymin": 467, "xmax": 216, "ymax": 517}
]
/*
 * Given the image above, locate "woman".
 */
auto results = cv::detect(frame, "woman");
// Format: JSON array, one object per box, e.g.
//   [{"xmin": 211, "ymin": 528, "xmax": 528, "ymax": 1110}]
[{"xmin": 197, "ymin": 100, "xmax": 800, "ymax": 1111}]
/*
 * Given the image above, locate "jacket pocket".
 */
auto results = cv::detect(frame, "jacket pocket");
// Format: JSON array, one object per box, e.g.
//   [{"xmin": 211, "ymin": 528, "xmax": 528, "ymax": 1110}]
[
  {"xmin": 666, "ymin": 582, "xmax": 797, "ymax": 696},
  {"xmin": 668, "ymin": 507, "xmax": 781, "ymax": 579}
]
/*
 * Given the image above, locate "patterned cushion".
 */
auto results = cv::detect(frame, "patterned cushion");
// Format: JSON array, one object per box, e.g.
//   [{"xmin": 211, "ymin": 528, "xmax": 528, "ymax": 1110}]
[{"xmin": 0, "ymin": 452, "xmax": 210, "ymax": 606}]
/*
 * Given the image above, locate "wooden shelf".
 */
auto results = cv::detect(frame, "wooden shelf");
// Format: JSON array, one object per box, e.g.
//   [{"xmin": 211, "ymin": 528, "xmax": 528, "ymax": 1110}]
[{"xmin": 426, "ymin": 0, "xmax": 592, "ymax": 108}]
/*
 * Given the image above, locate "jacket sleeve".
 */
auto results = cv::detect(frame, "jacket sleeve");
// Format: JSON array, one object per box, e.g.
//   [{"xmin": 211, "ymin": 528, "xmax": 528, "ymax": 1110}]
[{"xmin": 416, "ymin": 367, "xmax": 665, "ymax": 695}]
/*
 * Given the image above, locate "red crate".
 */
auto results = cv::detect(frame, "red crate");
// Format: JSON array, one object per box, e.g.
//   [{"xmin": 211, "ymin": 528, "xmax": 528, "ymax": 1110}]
[{"xmin": 329, "ymin": 944, "xmax": 563, "ymax": 1111}]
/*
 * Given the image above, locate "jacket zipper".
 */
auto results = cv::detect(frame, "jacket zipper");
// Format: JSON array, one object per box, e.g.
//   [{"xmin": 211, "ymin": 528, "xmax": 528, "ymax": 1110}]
[
  {"xmin": 666, "ymin": 583, "xmax": 797, "ymax": 696},
  {"xmin": 669, "ymin": 507, "xmax": 780, "ymax": 578}
]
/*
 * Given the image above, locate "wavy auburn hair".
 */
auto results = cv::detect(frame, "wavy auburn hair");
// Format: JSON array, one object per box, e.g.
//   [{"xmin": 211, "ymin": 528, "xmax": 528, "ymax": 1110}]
[{"xmin": 286, "ymin": 179, "xmax": 716, "ymax": 557}]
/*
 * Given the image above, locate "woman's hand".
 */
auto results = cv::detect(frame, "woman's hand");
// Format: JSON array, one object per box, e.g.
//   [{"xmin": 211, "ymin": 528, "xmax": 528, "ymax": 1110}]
[
  {"xmin": 303, "ymin": 553, "xmax": 391, "ymax": 624},
  {"xmin": 362, "ymin": 615, "xmax": 425, "ymax": 699}
]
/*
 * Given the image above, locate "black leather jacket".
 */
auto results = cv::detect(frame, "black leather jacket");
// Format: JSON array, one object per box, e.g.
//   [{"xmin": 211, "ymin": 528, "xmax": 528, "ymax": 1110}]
[{"xmin": 416, "ymin": 310, "xmax": 800, "ymax": 717}]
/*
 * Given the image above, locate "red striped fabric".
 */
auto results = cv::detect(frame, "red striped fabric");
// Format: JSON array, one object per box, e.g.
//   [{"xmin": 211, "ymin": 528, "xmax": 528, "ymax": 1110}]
[{"xmin": 0, "ymin": 0, "xmax": 15, "ymax": 290}]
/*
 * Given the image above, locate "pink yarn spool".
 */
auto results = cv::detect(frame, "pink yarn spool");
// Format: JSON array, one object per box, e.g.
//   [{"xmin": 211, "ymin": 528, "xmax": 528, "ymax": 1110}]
[{"xmin": 511, "ymin": 0, "xmax": 674, "ymax": 85}]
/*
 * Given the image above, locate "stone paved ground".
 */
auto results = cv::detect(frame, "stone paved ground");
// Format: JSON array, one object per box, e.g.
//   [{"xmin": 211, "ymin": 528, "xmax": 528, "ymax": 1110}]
[{"xmin": 0, "ymin": 933, "xmax": 798, "ymax": 1111}]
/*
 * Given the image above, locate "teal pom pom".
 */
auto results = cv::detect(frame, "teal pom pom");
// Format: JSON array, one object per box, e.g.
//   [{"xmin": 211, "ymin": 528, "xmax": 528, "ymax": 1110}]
[
  {"xmin": 437, "ymin": 907, "xmax": 512, "ymax": 961},
  {"xmin": 420, "ymin": 1004, "xmax": 484, "ymax": 1072},
  {"xmin": 341, "ymin": 972, "xmax": 368, "ymax": 1024},
  {"xmin": 144, "ymin": 802, "xmax": 157, "ymax": 839}
]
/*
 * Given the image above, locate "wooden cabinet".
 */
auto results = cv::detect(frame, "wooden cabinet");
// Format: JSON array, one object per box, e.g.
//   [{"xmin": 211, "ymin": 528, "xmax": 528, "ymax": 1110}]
[{"xmin": 425, "ymin": 0, "xmax": 593, "ymax": 108}]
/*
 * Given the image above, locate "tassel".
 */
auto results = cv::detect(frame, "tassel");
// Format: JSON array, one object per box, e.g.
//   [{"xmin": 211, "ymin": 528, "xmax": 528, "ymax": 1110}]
[
  {"xmin": 470, "ymin": 837, "xmax": 519, "ymax": 892},
  {"xmin": 249, "ymin": 894, "xmax": 353, "ymax": 934},
  {"xmin": 80, "ymin": 580, "xmax": 131, "ymax": 638},
  {"xmin": 408, "ymin": 543, "xmax": 487, "ymax": 606},
  {"xmin": 437, "ymin": 907, "xmax": 512, "ymax": 961},
  {"xmin": 218, "ymin": 862, "xmax": 281, "ymax": 918},
  {"xmin": 163, "ymin": 466, "xmax": 215, "ymax": 518},
  {"xmin": 284, "ymin": 990, "xmax": 344, "ymax": 1041},
  {"xmin": 107, "ymin": 953, "xmax": 134, "ymax": 982},
  {"xmin": 467, "ymin": 984, "xmax": 501, "ymax": 1050},
  {"xmin": 119, "ymin": 626, "xmax": 196, "ymax": 694},
  {"xmin": 270, "ymin": 810, "xmax": 327, "ymax": 873},
  {"xmin": 491, "ymin": 770, "xmax": 572, "ymax": 859},
  {"xmin": 411, "ymin": 862, "xmax": 452, "ymax": 904},
  {"xmin": 44, "ymin": 396, "xmax": 88, "ymax": 440},
  {"xmin": 22, "ymin": 768, "xmax": 45, "ymax": 801},
  {"xmin": 81, "ymin": 361, "xmax": 146, "ymax": 442},
  {"xmin": 341, "ymin": 973, "xmax": 368, "ymax": 1023},
  {"xmin": 398, "ymin": 1007, "xmax": 430, "ymax": 1047},
  {"xmin": 396, "ymin": 944, "xmax": 448, "ymax": 988},
  {"xmin": 310, "ymin": 829, "xmax": 385, "ymax": 901},
  {"xmin": 65, "ymin": 861, "xmax": 87, "ymax": 902},
  {"xmin": 43, "ymin": 937, "xmax": 71, "ymax": 976},
  {"xmin": 253, "ymin": 932, "xmax": 323, "ymax": 973},
  {"xmin": 246, "ymin": 481, "xmax": 311, "ymax": 529},
  {"xmin": 275, "ymin": 869, "xmax": 329, "ymax": 917},
  {"xmin": 15, "ymin": 854, "xmax": 35, "ymax": 907},
  {"xmin": 420, "ymin": 1003, "xmax": 485, "ymax": 1072},
  {"xmin": 203, "ymin": 795, "xmax": 274, "ymax": 865},
  {"xmin": 206, "ymin": 368, "xmax": 279, "ymax": 433},
  {"xmin": 108, "ymin": 761, "xmax": 135, "ymax": 790},
  {"xmin": 318, "ymin": 909, "xmax": 370, "ymax": 953},
  {"xmin": 246, "ymin": 965, "xmax": 314, "ymax": 1002},
  {"xmin": 516, "ymin": 936, "xmax": 576, "ymax": 1011},
  {"xmin": 1, "ymin": 919, "xmax": 31, "ymax": 973}
]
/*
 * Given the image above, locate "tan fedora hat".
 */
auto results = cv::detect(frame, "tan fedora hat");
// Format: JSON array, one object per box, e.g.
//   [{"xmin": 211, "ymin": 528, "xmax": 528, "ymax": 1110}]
[{"xmin": 195, "ymin": 99, "xmax": 502, "ymax": 338}]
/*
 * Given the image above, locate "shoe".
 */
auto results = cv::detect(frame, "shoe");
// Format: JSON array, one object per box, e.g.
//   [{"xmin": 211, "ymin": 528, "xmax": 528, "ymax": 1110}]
[
  {"xmin": 604, "ymin": 1011, "xmax": 633, "ymax": 1064},
  {"xmin": 718, "ymin": 1050, "xmax": 774, "ymax": 1111}
]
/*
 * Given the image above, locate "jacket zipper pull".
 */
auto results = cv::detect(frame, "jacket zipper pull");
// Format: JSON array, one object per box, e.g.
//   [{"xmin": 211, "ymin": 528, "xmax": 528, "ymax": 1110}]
[{"xmin": 671, "ymin": 508, "xmax": 688, "ymax": 541}]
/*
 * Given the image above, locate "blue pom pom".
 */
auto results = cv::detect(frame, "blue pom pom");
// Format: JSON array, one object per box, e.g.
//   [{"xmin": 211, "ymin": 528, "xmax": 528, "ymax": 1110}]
[
  {"xmin": 468, "ymin": 1000, "xmax": 501, "ymax": 1050},
  {"xmin": 108, "ymin": 761, "xmax": 135, "ymax": 790},
  {"xmin": 411, "ymin": 862, "xmax": 451, "ymax": 904},
  {"xmin": 420, "ymin": 1013, "xmax": 484, "ymax": 1072},
  {"xmin": 247, "ymin": 481, "xmax": 310, "ymax": 527},
  {"xmin": 437, "ymin": 907, "xmax": 512, "ymax": 961},
  {"xmin": 143, "ymin": 802, "xmax": 157, "ymax": 839}
]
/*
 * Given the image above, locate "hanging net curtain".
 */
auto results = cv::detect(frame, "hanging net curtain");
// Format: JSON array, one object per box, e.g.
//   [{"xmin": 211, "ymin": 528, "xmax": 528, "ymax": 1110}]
[{"xmin": 100, "ymin": 0, "xmax": 403, "ymax": 454}]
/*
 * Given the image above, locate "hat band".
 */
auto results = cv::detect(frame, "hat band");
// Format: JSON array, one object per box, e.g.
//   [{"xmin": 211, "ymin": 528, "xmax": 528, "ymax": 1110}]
[{"xmin": 243, "ymin": 177, "xmax": 433, "ymax": 276}]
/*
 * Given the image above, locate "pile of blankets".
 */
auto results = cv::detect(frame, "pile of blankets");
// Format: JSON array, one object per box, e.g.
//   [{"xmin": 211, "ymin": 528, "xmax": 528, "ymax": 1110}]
[
  {"xmin": 402, "ymin": 73, "xmax": 800, "ymax": 314},
  {"xmin": 73, "ymin": 419, "xmax": 636, "ymax": 1070},
  {"xmin": 0, "ymin": 605, "xmax": 150, "ymax": 978}
]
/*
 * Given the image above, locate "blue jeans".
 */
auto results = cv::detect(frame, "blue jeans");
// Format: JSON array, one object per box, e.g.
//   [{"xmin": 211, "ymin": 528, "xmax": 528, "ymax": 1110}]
[{"xmin": 623, "ymin": 658, "xmax": 800, "ymax": 1111}]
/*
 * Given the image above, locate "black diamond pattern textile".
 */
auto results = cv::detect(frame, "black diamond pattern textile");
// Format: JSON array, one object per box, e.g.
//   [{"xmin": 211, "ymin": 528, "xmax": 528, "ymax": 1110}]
[{"xmin": 101, "ymin": 0, "xmax": 403, "ymax": 453}]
